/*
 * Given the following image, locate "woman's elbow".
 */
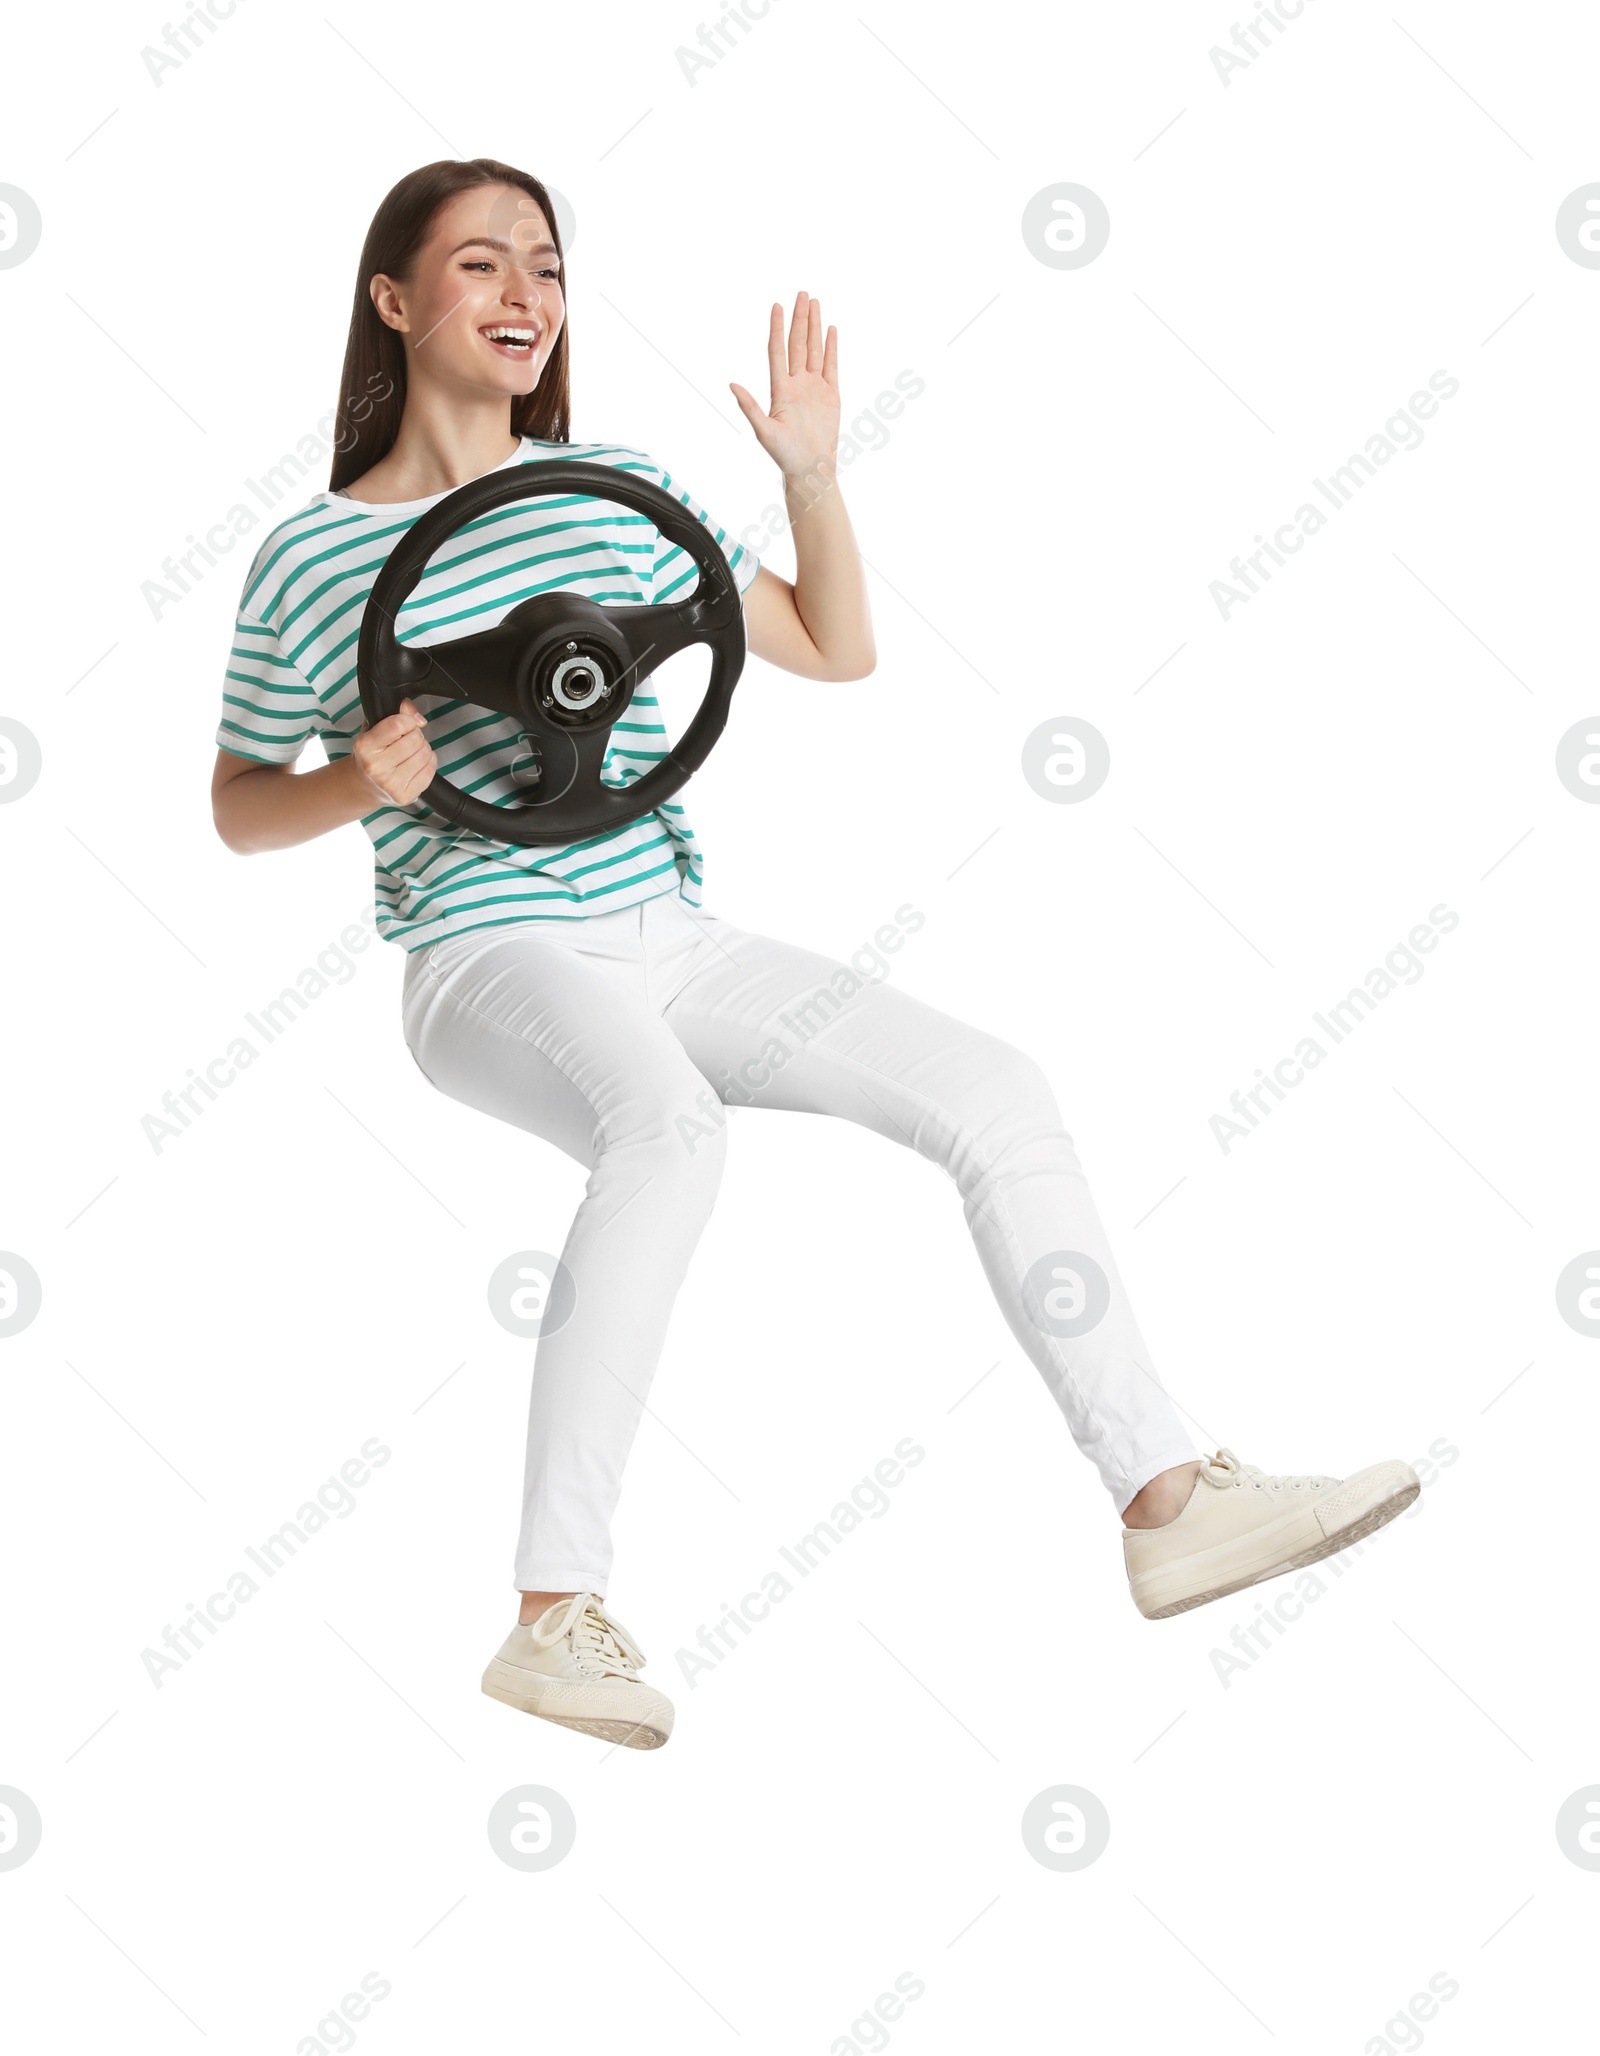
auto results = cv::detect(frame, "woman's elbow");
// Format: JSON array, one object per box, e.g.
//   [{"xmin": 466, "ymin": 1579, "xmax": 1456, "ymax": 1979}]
[
  {"xmin": 212, "ymin": 786, "xmax": 271, "ymax": 855},
  {"xmin": 213, "ymin": 810, "xmax": 254, "ymax": 855}
]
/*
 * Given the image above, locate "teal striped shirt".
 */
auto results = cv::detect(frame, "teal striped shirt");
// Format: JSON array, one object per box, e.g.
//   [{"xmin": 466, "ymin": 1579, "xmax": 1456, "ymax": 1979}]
[{"xmin": 217, "ymin": 438, "xmax": 761, "ymax": 951}]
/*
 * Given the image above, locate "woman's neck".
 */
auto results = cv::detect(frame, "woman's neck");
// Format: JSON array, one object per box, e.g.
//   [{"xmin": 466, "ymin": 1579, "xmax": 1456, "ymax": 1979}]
[{"xmin": 341, "ymin": 414, "xmax": 523, "ymax": 505}]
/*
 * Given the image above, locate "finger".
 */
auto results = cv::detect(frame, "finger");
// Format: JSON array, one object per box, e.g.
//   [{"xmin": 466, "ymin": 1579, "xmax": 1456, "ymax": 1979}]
[
  {"xmin": 368, "ymin": 731, "xmax": 429, "ymax": 780},
  {"xmin": 787, "ymin": 292, "xmax": 809, "ymax": 380},
  {"xmin": 765, "ymin": 301, "xmax": 785, "ymax": 396},
  {"xmin": 389, "ymin": 756, "xmax": 435, "ymax": 803},
  {"xmin": 805, "ymin": 295, "xmax": 823, "ymax": 375},
  {"xmin": 391, "ymin": 734, "xmax": 436, "ymax": 777},
  {"xmin": 369, "ymin": 707, "xmax": 423, "ymax": 745},
  {"xmin": 823, "ymin": 323, "xmax": 839, "ymax": 387},
  {"xmin": 728, "ymin": 382, "xmax": 769, "ymax": 429}
]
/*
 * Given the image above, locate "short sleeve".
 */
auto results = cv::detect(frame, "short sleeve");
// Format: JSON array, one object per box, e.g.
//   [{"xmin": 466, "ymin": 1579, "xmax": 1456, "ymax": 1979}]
[
  {"xmin": 646, "ymin": 460, "xmax": 762, "ymax": 607},
  {"xmin": 216, "ymin": 608, "xmax": 322, "ymax": 764}
]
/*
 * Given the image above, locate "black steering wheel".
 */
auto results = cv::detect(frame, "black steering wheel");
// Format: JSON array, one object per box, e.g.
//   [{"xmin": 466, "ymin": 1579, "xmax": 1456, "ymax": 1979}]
[{"xmin": 357, "ymin": 459, "xmax": 747, "ymax": 846}]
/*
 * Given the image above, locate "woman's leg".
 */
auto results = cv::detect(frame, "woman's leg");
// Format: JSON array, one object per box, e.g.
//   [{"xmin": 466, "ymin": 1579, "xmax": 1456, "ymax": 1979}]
[
  {"xmin": 400, "ymin": 912, "xmax": 727, "ymax": 1596},
  {"xmin": 650, "ymin": 899, "xmax": 1201, "ymax": 1514}
]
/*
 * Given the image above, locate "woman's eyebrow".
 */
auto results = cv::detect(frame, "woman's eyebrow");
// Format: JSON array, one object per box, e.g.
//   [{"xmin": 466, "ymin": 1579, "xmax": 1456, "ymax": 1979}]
[{"xmin": 448, "ymin": 235, "xmax": 560, "ymax": 260}]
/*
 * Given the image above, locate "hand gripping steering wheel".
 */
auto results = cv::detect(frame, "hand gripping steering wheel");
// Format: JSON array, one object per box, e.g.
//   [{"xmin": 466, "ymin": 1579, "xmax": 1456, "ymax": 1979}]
[{"xmin": 357, "ymin": 460, "xmax": 747, "ymax": 846}]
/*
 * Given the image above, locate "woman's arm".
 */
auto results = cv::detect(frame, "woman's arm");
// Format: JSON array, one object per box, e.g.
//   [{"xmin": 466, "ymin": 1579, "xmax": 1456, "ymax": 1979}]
[
  {"xmin": 732, "ymin": 295, "xmax": 876, "ymax": 684},
  {"xmin": 212, "ymin": 701, "xmax": 434, "ymax": 853}
]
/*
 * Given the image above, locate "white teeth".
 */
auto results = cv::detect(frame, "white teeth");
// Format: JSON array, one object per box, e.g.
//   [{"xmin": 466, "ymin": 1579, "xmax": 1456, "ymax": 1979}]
[{"xmin": 484, "ymin": 326, "xmax": 538, "ymax": 342}]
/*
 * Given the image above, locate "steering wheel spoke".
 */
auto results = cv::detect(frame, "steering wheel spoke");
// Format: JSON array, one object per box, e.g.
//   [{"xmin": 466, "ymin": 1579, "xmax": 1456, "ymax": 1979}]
[
  {"xmin": 415, "ymin": 620, "xmax": 526, "ymax": 723},
  {"xmin": 599, "ymin": 597, "xmax": 719, "ymax": 688},
  {"xmin": 565, "ymin": 717, "xmax": 621, "ymax": 800}
]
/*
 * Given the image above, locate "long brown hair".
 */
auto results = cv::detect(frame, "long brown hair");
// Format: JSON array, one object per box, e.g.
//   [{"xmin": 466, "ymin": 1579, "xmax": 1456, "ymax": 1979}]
[{"xmin": 328, "ymin": 158, "xmax": 572, "ymax": 491}]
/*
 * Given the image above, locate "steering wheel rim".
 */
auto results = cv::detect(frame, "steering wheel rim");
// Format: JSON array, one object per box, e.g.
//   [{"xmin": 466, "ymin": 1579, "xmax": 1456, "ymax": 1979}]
[{"xmin": 356, "ymin": 458, "xmax": 746, "ymax": 846}]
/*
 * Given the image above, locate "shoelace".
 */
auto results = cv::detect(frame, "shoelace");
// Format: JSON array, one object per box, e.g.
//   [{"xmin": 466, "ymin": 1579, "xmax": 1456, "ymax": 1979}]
[
  {"xmin": 1199, "ymin": 1447, "xmax": 1334, "ymax": 1493},
  {"xmin": 529, "ymin": 1592, "xmax": 648, "ymax": 1678}
]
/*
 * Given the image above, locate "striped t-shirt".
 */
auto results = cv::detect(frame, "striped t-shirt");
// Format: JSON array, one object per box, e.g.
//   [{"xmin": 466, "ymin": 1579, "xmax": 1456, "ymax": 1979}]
[{"xmin": 216, "ymin": 438, "xmax": 761, "ymax": 951}]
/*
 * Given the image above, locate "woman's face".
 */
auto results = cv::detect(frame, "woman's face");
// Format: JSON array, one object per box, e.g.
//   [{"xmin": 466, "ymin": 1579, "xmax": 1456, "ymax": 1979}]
[{"xmin": 373, "ymin": 182, "xmax": 565, "ymax": 400}]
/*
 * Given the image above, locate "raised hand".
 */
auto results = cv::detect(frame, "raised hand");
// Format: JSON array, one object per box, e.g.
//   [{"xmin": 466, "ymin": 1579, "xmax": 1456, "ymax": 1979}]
[{"xmin": 729, "ymin": 291, "xmax": 841, "ymax": 482}]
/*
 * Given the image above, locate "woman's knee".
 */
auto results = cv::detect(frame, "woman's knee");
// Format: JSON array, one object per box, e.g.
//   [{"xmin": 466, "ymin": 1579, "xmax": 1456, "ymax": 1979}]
[
  {"xmin": 983, "ymin": 1036, "xmax": 1062, "ymax": 1118},
  {"xmin": 602, "ymin": 1090, "xmax": 730, "ymax": 1212},
  {"xmin": 663, "ymin": 1091, "xmax": 731, "ymax": 1200},
  {"xmin": 966, "ymin": 1037, "xmax": 1080, "ymax": 1171}
]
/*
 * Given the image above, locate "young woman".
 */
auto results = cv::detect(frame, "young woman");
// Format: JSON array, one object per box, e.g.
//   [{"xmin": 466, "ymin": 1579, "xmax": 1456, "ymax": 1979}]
[{"xmin": 212, "ymin": 159, "xmax": 1419, "ymax": 1750}]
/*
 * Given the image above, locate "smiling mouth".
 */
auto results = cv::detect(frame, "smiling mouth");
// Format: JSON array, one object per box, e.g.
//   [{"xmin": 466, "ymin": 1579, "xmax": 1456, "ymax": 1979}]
[{"xmin": 481, "ymin": 325, "xmax": 541, "ymax": 356}]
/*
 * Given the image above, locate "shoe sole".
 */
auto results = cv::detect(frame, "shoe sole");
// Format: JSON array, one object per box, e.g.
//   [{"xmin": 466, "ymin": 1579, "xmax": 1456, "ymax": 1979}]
[
  {"xmin": 1132, "ymin": 1462, "xmax": 1421, "ymax": 1620},
  {"xmin": 480, "ymin": 1658, "xmax": 674, "ymax": 1748}
]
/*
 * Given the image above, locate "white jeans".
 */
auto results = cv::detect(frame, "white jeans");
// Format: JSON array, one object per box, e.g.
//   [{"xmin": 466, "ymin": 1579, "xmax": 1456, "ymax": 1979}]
[{"xmin": 400, "ymin": 891, "xmax": 1199, "ymax": 1592}]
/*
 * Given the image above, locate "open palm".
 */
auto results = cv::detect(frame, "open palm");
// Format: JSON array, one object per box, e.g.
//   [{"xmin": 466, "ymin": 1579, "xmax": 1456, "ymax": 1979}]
[{"xmin": 730, "ymin": 291, "xmax": 841, "ymax": 480}]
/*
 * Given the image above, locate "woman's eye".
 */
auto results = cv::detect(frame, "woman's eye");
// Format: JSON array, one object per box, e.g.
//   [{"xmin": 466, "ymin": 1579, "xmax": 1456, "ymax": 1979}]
[{"xmin": 462, "ymin": 260, "xmax": 496, "ymax": 273}]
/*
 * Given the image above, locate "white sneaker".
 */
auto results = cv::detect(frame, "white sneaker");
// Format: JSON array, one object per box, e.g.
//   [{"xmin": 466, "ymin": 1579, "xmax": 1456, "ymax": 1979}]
[
  {"xmin": 1124, "ymin": 1447, "xmax": 1420, "ymax": 1619},
  {"xmin": 481, "ymin": 1593, "xmax": 674, "ymax": 1748}
]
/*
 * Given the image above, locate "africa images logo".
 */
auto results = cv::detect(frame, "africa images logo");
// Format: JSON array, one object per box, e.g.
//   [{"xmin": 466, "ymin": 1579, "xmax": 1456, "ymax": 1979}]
[{"xmin": 1210, "ymin": 904, "xmax": 1459, "ymax": 1154}]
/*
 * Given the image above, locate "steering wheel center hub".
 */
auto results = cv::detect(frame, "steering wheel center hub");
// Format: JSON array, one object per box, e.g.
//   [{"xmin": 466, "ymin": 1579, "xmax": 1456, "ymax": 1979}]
[{"xmin": 548, "ymin": 646, "xmax": 610, "ymax": 714}]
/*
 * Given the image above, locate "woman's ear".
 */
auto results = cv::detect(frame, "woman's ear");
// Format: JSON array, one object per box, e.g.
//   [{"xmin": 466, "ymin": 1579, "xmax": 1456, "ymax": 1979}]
[{"xmin": 369, "ymin": 272, "xmax": 407, "ymax": 336}]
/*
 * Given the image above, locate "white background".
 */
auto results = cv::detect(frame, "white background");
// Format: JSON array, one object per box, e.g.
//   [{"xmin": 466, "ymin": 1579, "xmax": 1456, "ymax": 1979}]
[{"xmin": 2, "ymin": 0, "xmax": 1596, "ymax": 2048}]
